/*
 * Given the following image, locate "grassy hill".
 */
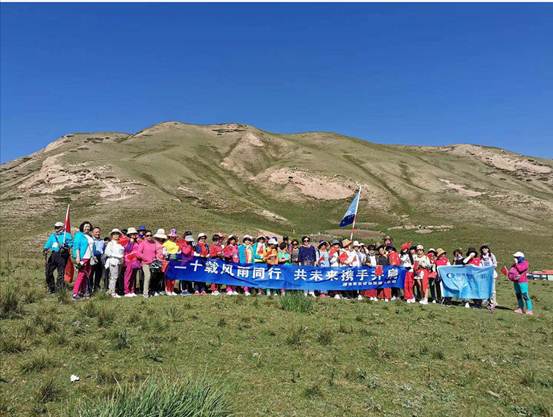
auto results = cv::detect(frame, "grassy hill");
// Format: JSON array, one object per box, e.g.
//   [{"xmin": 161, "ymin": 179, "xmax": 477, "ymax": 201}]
[
  {"xmin": 1, "ymin": 121, "xmax": 552, "ymax": 267},
  {"xmin": 1, "ymin": 122, "xmax": 553, "ymax": 416}
]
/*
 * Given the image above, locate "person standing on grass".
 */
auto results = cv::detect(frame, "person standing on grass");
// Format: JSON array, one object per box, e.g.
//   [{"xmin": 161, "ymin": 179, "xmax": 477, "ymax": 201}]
[
  {"xmin": 122, "ymin": 227, "xmax": 140, "ymax": 297},
  {"xmin": 90, "ymin": 226, "xmax": 106, "ymax": 293},
  {"xmin": 151, "ymin": 229, "xmax": 168, "ymax": 295},
  {"xmin": 43, "ymin": 221, "xmax": 73, "ymax": 294},
  {"xmin": 299, "ymin": 236, "xmax": 317, "ymax": 297},
  {"xmin": 263, "ymin": 238, "xmax": 279, "ymax": 296},
  {"xmin": 376, "ymin": 245, "xmax": 391, "ymax": 302},
  {"xmin": 209, "ymin": 233, "xmax": 224, "ymax": 295},
  {"xmin": 400, "ymin": 242, "xmax": 415, "ymax": 303},
  {"xmin": 413, "ymin": 244, "xmax": 431, "ymax": 305},
  {"xmin": 238, "ymin": 235, "xmax": 254, "ymax": 296},
  {"xmin": 462, "ymin": 247, "xmax": 481, "ymax": 308},
  {"xmin": 363, "ymin": 244, "xmax": 378, "ymax": 301},
  {"xmin": 507, "ymin": 251, "xmax": 533, "ymax": 315},
  {"xmin": 193, "ymin": 233, "xmax": 209, "ymax": 295},
  {"xmin": 72, "ymin": 221, "xmax": 94, "ymax": 300},
  {"xmin": 177, "ymin": 232, "xmax": 195, "ymax": 296},
  {"xmin": 387, "ymin": 245, "xmax": 401, "ymax": 300},
  {"xmin": 278, "ymin": 241, "xmax": 291, "ymax": 265},
  {"xmin": 426, "ymin": 248, "xmax": 440, "ymax": 303},
  {"xmin": 223, "ymin": 235, "xmax": 239, "ymax": 295},
  {"xmin": 163, "ymin": 229, "xmax": 180, "ymax": 296},
  {"xmin": 104, "ymin": 229, "xmax": 125, "ymax": 298},
  {"xmin": 480, "ymin": 245, "xmax": 498, "ymax": 309},
  {"xmin": 136, "ymin": 230, "xmax": 163, "ymax": 298},
  {"xmin": 434, "ymin": 248, "xmax": 450, "ymax": 304}
]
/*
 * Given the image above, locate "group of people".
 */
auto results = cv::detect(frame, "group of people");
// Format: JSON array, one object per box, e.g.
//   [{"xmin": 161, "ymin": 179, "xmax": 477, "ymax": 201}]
[{"xmin": 42, "ymin": 221, "xmax": 534, "ymax": 315}]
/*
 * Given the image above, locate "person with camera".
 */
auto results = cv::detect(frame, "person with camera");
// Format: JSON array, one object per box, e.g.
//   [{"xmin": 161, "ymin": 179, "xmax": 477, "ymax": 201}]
[{"xmin": 43, "ymin": 221, "xmax": 73, "ymax": 293}]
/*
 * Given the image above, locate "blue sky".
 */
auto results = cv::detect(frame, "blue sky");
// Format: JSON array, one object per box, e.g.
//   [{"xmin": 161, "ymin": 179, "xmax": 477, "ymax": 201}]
[{"xmin": 1, "ymin": 3, "xmax": 552, "ymax": 162}]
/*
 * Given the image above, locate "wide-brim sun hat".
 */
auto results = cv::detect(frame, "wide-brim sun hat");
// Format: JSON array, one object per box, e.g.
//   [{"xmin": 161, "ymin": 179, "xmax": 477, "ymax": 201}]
[
  {"xmin": 268, "ymin": 238, "xmax": 278, "ymax": 245},
  {"xmin": 185, "ymin": 235, "xmax": 194, "ymax": 242},
  {"xmin": 127, "ymin": 227, "xmax": 138, "ymax": 235},
  {"xmin": 401, "ymin": 241, "xmax": 412, "ymax": 251},
  {"xmin": 153, "ymin": 229, "xmax": 167, "ymax": 240},
  {"xmin": 256, "ymin": 235, "xmax": 266, "ymax": 241},
  {"xmin": 436, "ymin": 248, "xmax": 447, "ymax": 257},
  {"xmin": 198, "ymin": 232, "xmax": 207, "ymax": 239},
  {"xmin": 342, "ymin": 239, "xmax": 352, "ymax": 248},
  {"xmin": 416, "ymin": 244, "xmax": 424, "ymax": 250},
  {"xmin": 513, "ymin": 251, "xmax": 525, "ymax": 258},
  {"xmin": 110, "ymin": 228, "xmax": 122, "ymax": 235},
  {"xmin": 243, "ymin": 234, "xmax": 253, "ymax": 242},
  {"xmin": 168, "ymin": 228, "xmax": 177, "ymax": 237},
  {"xmin": 54, "ymin": 221, "xmax": 64, "ymax": 228},
  {"xmin": 353, "ymin": 241, "xmax": 360, "ymax": 247},
  {"xmin": 427, "ymin": 248, "xmax": 437, "ymax": 254}
]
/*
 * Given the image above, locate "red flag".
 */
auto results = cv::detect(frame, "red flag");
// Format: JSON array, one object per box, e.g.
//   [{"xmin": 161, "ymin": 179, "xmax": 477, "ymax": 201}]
[
  {"xmin": 501, "ymin": 266, "xmax": 509, "ymax": 276},
  {"xmin": 375, "ymin": 265, "xmax": 383, "ymax": 277},
  {"xmin": 62, "ymin": 204, "xmax": 74, "ymax": 283}
]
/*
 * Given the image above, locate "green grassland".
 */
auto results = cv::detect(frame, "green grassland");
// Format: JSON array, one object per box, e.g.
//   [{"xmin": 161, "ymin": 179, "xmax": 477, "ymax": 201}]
[{"xmin": 1, "ymin": 259, "xmax": 552, "ymax": 417}]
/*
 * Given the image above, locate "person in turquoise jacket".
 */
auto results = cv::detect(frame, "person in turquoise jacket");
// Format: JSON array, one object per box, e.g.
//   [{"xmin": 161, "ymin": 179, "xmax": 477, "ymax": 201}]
[
  {"xmin": 43, "ymin": 221, "xmax": 73, "ymax": 293},
  {"xmin": 238, "ymin": 235, "xmax": 254, "ymax": 296}
]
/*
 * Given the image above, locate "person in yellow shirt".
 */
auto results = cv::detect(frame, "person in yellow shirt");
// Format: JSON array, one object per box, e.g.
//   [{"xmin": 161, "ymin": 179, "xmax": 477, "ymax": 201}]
[
  {"xmin": 163, "ymin": 229, "xmax": 180, "ymax": 296},
  {"xmin": 263, "ymin": 238, "xmax": 279, "ymax": 296}
]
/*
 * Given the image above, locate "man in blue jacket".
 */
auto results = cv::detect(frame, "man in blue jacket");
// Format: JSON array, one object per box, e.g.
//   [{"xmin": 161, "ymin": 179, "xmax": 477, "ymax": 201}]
[{"xmin": 43, "ymin": 221, "xmax": 73, "ymax": 293}]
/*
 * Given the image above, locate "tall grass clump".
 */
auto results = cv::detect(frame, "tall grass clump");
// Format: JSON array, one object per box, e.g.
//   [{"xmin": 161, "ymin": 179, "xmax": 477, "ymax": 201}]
[
  {"xmin": 71, "ymin": 377, "xmax": 232, "ymax": 417},
  {"xmin": 0, "ymin": 285, "xmax": 23, "ymax": 318},
  {"xmin": 280, "ymin": 292, "xmax": 314, "ymax": 314}
]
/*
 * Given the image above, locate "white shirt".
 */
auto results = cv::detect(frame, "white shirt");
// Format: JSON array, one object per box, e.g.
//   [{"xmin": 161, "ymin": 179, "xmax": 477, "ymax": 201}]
[{"xmin": 104, "ymin": 240, "xmax": 125, "ymax": 267}]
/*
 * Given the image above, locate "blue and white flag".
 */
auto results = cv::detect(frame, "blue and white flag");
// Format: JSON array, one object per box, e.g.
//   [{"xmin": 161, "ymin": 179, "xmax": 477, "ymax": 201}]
[
  {"xmin": 339, "ymin": 189, "xmax": 361, "ymax": 227},
  {"xmin": 438, "ymin": 265, "xmax": 495, "ymax": 300}
]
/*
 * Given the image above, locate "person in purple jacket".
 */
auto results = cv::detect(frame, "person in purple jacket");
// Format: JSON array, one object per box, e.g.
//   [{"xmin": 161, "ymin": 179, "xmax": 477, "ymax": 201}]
[
  {"xmin": 298, "ymin": 236, "xmax": 317, "ymax": 297},
  {"xmin": 507, "ymin": 251, "xmax": 533, "ymax": 315}
]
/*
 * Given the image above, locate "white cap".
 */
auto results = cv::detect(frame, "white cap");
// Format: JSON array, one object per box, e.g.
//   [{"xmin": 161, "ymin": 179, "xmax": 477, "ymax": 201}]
[
  {"xmin": 243, "ymin": 234, "xmax": 253, "ymax": 241},
  {"xmin": 54, "ymin": 221, "xmax": 64, "ymax": 227},
  {"xmin": 268, "ymin": 238, "xmax": 278, "ymax": 245},
  {"xmin": 110, "ymin": 228, "xmax": 122, "ymax": 235},
  {"xmin": 513, "ymin": 251, "xmax": 525, "ymax": 258},
  {"xmin": 198, "ymin": 233, "xmax": 207, "ymax": 239},
  {"xmin": 127, "ymin": 227, "xmax": 138, "ymax": 234},
  {"xmin": 185, "ymin": 235, "xmax": 194, "ymax": 242},
  {"xmin": 353, "ymin": 241, "xmax": 360, "ymax": 247}
]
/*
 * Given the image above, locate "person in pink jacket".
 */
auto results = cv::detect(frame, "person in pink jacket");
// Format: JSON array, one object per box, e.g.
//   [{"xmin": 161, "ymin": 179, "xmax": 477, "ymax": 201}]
[
  {"xmin": 123, "ymin": 227, "xmax": 141, "ymax": 297},
  {"xmin": 136, "ymin": 230, "xmax": 163, "ymax": 298},
  {"xmin": 507, "ymin": 251, "xmax": 533, "ymax": 315}
]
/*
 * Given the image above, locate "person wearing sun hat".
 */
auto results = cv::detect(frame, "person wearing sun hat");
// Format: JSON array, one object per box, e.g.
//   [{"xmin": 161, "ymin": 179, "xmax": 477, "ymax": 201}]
[
  {"xmin": 122, "ymin": 227, "xmax": 140, "ymax": 297},
  {"xmin": 163, "ymin": 229, "xmax": 180, "ymax": 296},
  {"xmin": 136, "ymin": 229, "xmax": 164, "ymax": 298},
  {"xmin": 413, "ymin": 244, "xmax": 431, "ymax": 305},
  {"xmin": 253, "ymin": 235, "xmax": 267, "ymax": 264},
  {"xmin": 222, "ymin": 235, "xmax": 239, "ymax": 295},
  {"xmin": 238, "ymin": 235, "xmax": 254, "ymax": 296},
  {"xmin": 208, "ymin": 234, "xmax": 224, "ymax": 295},
  {"xmin": 43, "ymin": 221, "xmax": 73, "ymax": 294},
  {"xmin": 507, "ymin": 251, "xmax": 533, "ymax": 315},
  {"xmin": 104, "ymin": 229, "xmax": 124, "ymax": 298},
  {"xmin": 399, "ymin": 242, "xmax": 415, "ymax": 303}
]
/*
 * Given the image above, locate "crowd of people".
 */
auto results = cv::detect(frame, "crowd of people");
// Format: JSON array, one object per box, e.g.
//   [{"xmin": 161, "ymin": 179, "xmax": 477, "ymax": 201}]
[{"xmin": 42, "ymin": 220, "xmax": 534, "ymax": 315}]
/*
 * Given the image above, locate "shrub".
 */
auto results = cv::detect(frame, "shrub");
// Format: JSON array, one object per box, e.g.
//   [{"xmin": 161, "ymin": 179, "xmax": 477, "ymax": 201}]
[
  {"xmin": 36, "ymin": 378, "xmax": 62, "ymax": 403},
  {"xmin": 97, "ymin": 306, "xmax": 115, "ymax": 327},
  {"xmin": 317, "ymin": 329, "xmax": 333, "ymax": 346},
  {"xmin": 70, "ymin": 377, "xmax": 232, "ymax": 417},
  {"xmin": 20, "ymin": 352, "xmax": 55, "ymax": 373},
  {"xmin": 0, "ymin": 285, "xmax": 23, "ymax": 318},
  {"xmin": 82, "ymin": 301, "xmax": 98, "ymax": 318},
  {"xmin": 280, "ymin": 293, "xmax": 313, "ymax": 314}
]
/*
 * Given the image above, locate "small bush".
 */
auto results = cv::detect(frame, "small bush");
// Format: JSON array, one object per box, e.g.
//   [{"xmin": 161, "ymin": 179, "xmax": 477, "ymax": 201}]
[
  {"xmin": 280, "ymin": 293, "xmax": 314, "ymax": 314},
  {"xmin": 114, "ymin": 329, "xmax": 130, "ymax": 350},
  {"xmin": 22, "ymin": 288, "xmax": 43, "ymax": 304},
  {"xmin": 0, "ymin": 337, "xmax": 27, "ymax": 353},
  {"xmin": 317, "ymin": 329, "xmax": 333, "ymax": 346},
  {"xmin": 165, "ymin": 305, "xmax": 178, "ymax": 321},
  {"xmin": 0, "ymin": 285, "xmax": 23, "ymax": 318},
  {"xmin": 36, "ymin": 378, "xmax": 62, "ymax": 403},
  {"xmin": 70, "ymin": 377, "xmax": 232, "ymax": 417},
  {"xmin": 37, "ymin": 316, "xmax": 59, "ymax": 334},
  {"xmin": 97, "ymin": 306, "xmax": 115, "ymax": 327},
  {"xmin": 82, "ymin": 301, "xmax": 98, "ymax": 318},
  {"xmin": 286, "ymin": 327, "xmax": 304, "ymax": 347},
  {"xmin": 20, "ymin": 352, "xmax": 55, "ymax": 373}
]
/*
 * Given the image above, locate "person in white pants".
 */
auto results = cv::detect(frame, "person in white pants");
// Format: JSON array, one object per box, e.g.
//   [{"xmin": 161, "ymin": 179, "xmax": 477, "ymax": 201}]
[{"xmin": 104, "ymin": 229, "xmax": 125, "ymax": 298}]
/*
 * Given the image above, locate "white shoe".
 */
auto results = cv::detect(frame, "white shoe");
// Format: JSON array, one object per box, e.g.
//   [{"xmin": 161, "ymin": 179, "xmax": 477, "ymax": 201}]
[
  {"xmin": 391, "ymin": 296, "xmax": 397, "ymax": 301},
  {"xmin": 419, "ymin": 299, "xmax": 428, "ymax": 305},
  {"xmin": 124, "ymin": 293, "xmax": 133, "ymax": 298},
  {"xmin": 432, "ymin": 300, "xmax": 436, "ymax": 304},
  {"xmin": 357, "ymin": 295, "xmax": 363, "ymax": 301},
  {"xmin": 154, "ymin": 292, "xmax": 160, "ymax": 297},
  {"xmin": 112, "ymin": 293, "xmax": 121, "ymax": 298},
  {"xmin": 143, "ymin": 295, "xmax": 149, "ymax": 299},
  {"xmin": 245, "ymin": 292, "xmax": 251, "ymax": 296},
  {"xmin": 212, "ymin": 291, "xmax": 220, "ymax": 296},
  {"xmin": 309, "ymin": 291, "xmax": 316, "ymax": 297},
  {"xmin": 465, "ymin": 302, "xmax": 470, "ymax": 308},
  {"xmin": 334, "ymin": 294, "xmax": 341, "ymax": 300},
  {"xmin": 266, "ymin": 290, "xmax": 272, "ymax": 296},
  {"xmin": 384, "ymin": 299, "xmax": 389, "ymax": 303}
]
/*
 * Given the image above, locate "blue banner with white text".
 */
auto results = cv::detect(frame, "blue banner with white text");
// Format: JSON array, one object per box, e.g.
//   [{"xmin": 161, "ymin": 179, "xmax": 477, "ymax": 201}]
[
  {"xmin": 166, "ymin": 257, "xmax": 406, "ymax": 291},
  {"xmin": 438, "ymin": 265, "xmax": 494, "ymax": 299}
]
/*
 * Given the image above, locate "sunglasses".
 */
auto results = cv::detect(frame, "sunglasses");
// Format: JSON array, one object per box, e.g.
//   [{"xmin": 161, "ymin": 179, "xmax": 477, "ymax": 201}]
[
  {"xmin": 145, "ymin": 233, "xmax": 153, "ymax": 237},
  {"xmin": 303, "ymin": 240, "xmax": 310, "ymax": 243}
]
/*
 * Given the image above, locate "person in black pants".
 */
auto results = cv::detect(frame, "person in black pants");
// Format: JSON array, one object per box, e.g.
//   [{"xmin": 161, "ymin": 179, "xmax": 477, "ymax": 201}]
[{"xmin": 43, "ymin": 221, "xmax": 73, "ymax": 293}]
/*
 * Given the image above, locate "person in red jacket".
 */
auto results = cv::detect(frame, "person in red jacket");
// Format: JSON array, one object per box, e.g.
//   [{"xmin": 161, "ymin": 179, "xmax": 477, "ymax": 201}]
[
  {"xmin": 208, "ymin": 233, "xmax": 224, "ymax": 295},
  {"xmin": 426, "ymin": 248, "xmax": 440, "ymax": 303},
  {"xmin": 222, "ymin": 235, "xmax": 239, "ymax": 295},
  {"xmin": 177, "ymin": 232, "xmax": 195, "ymax": 296}
]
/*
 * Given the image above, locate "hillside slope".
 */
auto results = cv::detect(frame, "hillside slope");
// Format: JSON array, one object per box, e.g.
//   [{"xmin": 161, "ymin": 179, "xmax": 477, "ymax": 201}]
[{"xmin": 1, "ymin": 121, "xmax": 552, "ymax": 264}]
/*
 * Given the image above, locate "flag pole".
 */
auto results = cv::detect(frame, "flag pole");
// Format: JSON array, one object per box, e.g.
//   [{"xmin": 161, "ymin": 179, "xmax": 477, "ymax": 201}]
[
  {"xmin": 350, "ymin": 186, "xmax": 361, "ymax": 241},
  {"xmin": 62, "ymin": 204, "xmax": 70, "ymax": 245}
]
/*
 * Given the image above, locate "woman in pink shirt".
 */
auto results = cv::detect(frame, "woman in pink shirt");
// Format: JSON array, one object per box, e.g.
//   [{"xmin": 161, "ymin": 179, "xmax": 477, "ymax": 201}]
[
  {"xmin": 507, "ymin": 251, "xmax": 533, "ymax": 315},
  {"xmin": 136, "ymin": 230, "xmax": 163, "ymax": 298},
  {"xmin": 222, "ymin": 235, "xmax": 239, "ymax": 295}
]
